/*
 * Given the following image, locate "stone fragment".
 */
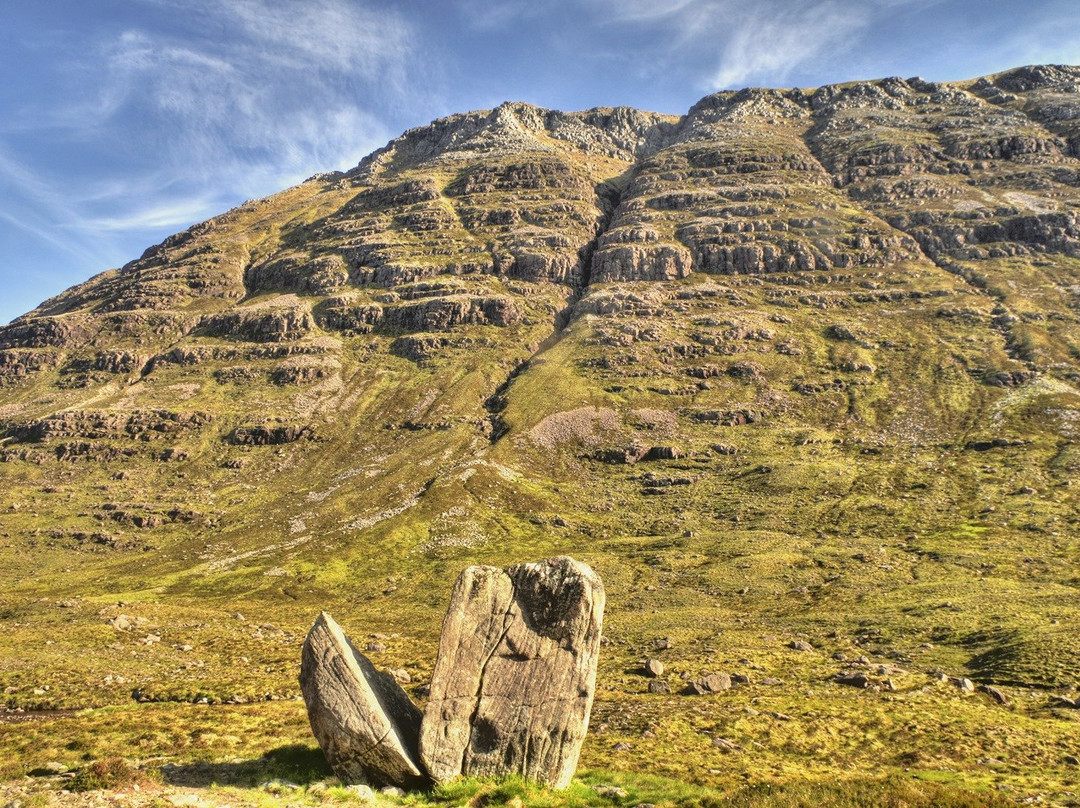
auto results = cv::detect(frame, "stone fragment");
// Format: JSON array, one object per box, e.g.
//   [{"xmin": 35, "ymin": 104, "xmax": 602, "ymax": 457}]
[
  {"xmin": 788, "ymin": 639, "xmax": 814, "ymax": 652},
  {"xmin": 700, "ymin": 673, "xmax": 732, "ymax": 692},
  {"xmin": 835, "ymin": 671, "xmax": 870, "ymax": 688},
  {"xmin": 682, "ymin": 672, "xmax": 731, "ymax": 695},
  {"xmin": 978, "ymin": 684, "xmax": 1009, "ymax": 705},
  {"xmin": 647, "ymin": 680, "xmax": 671, "ymax": 694},
  {"xmin": 643, "ymin": 658, "xmax": 664, "ymax": 677},
  {"xmin": 420, "ymin": 556, "xmax": 605, "ymax": 789},
  {"xmin": 299, "ymin": 612, "xmax": 428, "ymax": 789}
]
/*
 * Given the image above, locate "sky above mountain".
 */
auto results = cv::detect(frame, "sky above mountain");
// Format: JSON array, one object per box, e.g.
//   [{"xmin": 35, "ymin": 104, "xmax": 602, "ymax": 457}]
[{"xmin": 2, "ymin": 0, "xmax": 1079, "ymax": 325}]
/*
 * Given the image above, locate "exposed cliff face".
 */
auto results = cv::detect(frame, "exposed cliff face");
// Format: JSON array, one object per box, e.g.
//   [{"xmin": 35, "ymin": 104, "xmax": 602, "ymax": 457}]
[{"xmin": 1, "ymin": 65, "xmax": 1080, "ymax": 793}]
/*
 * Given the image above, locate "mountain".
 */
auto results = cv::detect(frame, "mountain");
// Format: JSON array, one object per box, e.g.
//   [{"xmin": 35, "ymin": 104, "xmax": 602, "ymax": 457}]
[{"xmin": 2, "ymin": 65, "xmax": 1079, "ymax": 803}]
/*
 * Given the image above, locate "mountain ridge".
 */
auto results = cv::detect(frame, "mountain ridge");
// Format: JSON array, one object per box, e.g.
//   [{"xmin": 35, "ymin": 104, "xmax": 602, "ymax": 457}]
[{"xmin": 1, "ymin": 63, "xmax": 1080, "ymax": 802}]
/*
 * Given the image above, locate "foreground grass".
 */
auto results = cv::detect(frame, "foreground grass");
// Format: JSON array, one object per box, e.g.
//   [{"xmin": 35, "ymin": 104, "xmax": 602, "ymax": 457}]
[
  {"xmin": 1, "ymin": 759, "xmax": 1023, "ymax": 808},
  {"xmin": 2, "ymin": 701, "xmax": 1076, "ymax": 806}
]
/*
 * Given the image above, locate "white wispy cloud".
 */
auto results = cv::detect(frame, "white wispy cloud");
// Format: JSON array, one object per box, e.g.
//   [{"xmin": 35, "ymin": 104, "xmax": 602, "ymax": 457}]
[
  {"xmin": 581, "ymin": 0, "xmax": 940, "ymax": 90},
  {"xmin": 83, "ymin": 198, "xmax": 221, "ymax": 232},
  {"xmin": 708, "ymin": 1, "xmax": 871, "ymax": 89},
  {"xmin": 100, "ymin": 0, "xmax": 412, "ymax": 192}
]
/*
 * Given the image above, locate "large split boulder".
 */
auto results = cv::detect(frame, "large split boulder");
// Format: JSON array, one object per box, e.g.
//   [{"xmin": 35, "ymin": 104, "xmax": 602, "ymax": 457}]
[
  {"xmin": 419, "ymin": 556, "xmax": 605, "ymax": 789},
  {"xmin": 299, "ymin": 612, "xmax": 429, "ymax": 789}
]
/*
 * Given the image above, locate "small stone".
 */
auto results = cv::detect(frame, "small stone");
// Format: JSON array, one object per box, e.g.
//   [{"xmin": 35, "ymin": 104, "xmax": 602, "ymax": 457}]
[
  {"xmin": 956, "ymin": 677, "xmax": 976, "ymax": 693},
  {"xmin": 389, "ymin": 668, "xmax": 411, "ymax": 684},
  {"xmin": 613, "ymin": 742, "xmax": 632, "ymax": 752},
  {"xmin": 978, "ymin": 684, "xmax": 1009, "ymax": 705},
  {"xmin": 261, "ymin": 780, "xmax": 299, "ymax": 794},
  {"xmin": 643, "ymin": 658, "xmax": 664, "ymax": 678},
  {"xmin": 652, "ymin": 637, "xmax": 672, "ymax": 650},
  {"xmin": 380, "ymin": 786, "xmax": 405, "ymax": 797},
  {"xmin": 788, "ymin": 640, "xmax": 814, "ymax": 652},
  {"xmin": 700, "ymin": 673, "xmax": 731, "ymax": 693},
  {"xmin": 731, "ymin": 673, "xmax": 750, "ymax": 685},
  {"xmin": 108, "ymin": 615, "xmax": 133, "ymax": 631},
  {"xmin": 647, "ymin": 680, "xmax": 671, "ymax": 694},
  {"xmin": 364, "ymin": 642, "xmax": 387, "ymax": 653},
  {"xmin": 712, "ymin": 737, "xmax": 741, "ymax": 751},
  {"xmin": 346, "ymin": 784, "xmax": 374, "ymax": 800},
  {"xmin": 760, "ymin": 677, "xmax": 783, "ymax": 686},
  {"xmin": 1064, "ymin": 754, "xmax": 1079, "ymax": 766},
  {"xmin": 835, "ymin": 671, "xmax": 870, "ymax": 688},
  {"xmin": 595, "ymin": 785, "xmax": 628, "ymax": 799}
]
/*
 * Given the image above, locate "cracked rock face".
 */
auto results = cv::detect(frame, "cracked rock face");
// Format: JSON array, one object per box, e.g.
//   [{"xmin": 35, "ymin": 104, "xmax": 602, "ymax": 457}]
[
  {"xmin": 299, "ymin": 612, "xmax": 428, "ymax": 789},
  {"xmin": 419, "ymin": 556, "xmax": 605, "ymax": 789}
]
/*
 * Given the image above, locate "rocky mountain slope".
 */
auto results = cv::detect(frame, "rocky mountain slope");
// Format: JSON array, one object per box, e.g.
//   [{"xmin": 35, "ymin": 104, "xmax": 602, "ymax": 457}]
[{"xmin": 2, "ymin": 65, "xmax": 1080, "ymax": 802}]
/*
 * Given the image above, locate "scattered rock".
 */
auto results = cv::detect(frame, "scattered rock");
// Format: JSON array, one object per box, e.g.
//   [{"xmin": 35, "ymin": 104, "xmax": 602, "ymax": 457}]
[
  {"xmin": 643, "ymin": 658, "xmax": 664, "ymax": 678},
  {"xmin": 261, "ymin": 779, "xmax": 300, "ymax": 794},
  {"xmin": 788, "ymin": 639, "xmax": 814, "ymax": 652},
  {"xmin": 978, "ymin": 684, "xmax": 1009, "ymax": 705},
  {"xmin": 345, "ymin": 784, "xmax": 375, "ymax": 801},
  {"xmin": 683, "ymin": 672, "xmax": 731, "ymax": 695},
  {"xmin": 834, "ymin": 671, "xmax": 870, "ymax": 688},
  {"xmin": 647, "ymin": 680, "xmax": 671, "ymax": 694},
  {"xmin": 594, "ymin": 785, "xmax": 628, "ymax": 799}
]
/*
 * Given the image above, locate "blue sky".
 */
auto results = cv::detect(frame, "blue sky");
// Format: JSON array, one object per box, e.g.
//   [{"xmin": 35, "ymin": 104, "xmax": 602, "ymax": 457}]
[{"xmin": 2, "ymin": 0, "xmax": 1079, "ymax": 325}]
